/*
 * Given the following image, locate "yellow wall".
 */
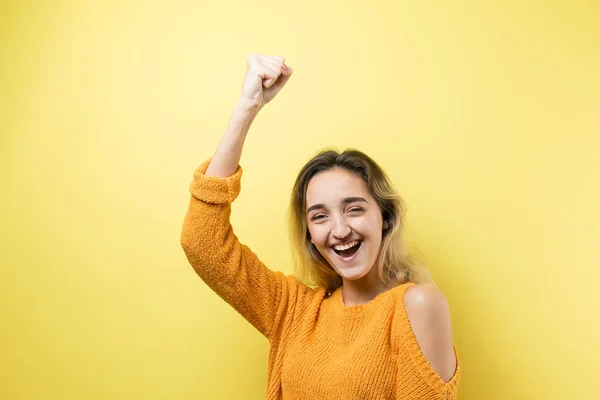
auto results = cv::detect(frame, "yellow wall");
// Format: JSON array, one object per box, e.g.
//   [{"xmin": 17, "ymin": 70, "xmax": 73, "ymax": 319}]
[{"xmin": 1, "ymin": 1, "xmax": 598, "ymax": 398}]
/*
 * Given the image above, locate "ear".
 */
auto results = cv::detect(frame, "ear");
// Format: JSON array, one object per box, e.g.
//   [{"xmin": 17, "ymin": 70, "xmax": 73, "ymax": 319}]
[{"xmin": 383, "ymin": 220, "xmax": 390, "ymax": 230}]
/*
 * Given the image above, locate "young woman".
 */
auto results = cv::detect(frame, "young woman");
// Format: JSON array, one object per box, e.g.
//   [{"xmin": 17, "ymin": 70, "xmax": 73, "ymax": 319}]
[{"xmin": 180, "ymin": 53, "xmax": 460, "ymax": 399}]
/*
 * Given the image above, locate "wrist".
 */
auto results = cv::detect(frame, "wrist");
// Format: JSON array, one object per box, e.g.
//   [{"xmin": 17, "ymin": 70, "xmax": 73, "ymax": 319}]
[{"xmin": 235, "ymin": 97, "xmax": 262, "ymax": 115}]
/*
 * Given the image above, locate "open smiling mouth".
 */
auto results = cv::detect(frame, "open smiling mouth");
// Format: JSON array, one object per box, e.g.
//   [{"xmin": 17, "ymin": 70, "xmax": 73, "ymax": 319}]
[{"xmin": 332, "ymin": 240, "xmax": 363, "ymax": 259}]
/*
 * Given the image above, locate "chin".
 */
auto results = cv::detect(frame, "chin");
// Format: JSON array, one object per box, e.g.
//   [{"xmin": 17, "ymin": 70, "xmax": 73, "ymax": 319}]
[{"xmin": 332, "ymin": 264, "xmax": 373, "ymax": 282}]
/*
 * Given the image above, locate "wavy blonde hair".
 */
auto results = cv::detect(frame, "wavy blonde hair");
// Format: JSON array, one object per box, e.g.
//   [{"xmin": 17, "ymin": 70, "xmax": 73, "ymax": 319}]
[{"xmin": 287, "ymin": 148, "xmax": 431, "ymax": 292}]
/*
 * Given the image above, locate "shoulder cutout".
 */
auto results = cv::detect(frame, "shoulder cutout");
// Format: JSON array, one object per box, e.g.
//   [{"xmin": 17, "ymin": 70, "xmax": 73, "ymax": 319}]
[{"xmin": 404, "ymin": 283, "xmax": 457, "ymax": 383}]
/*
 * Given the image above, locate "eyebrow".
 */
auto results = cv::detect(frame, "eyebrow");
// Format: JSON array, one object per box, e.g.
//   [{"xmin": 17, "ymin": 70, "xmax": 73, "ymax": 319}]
[{"xmin": 306, "ymin": 197, "xmax": 368, "ymax": 214}]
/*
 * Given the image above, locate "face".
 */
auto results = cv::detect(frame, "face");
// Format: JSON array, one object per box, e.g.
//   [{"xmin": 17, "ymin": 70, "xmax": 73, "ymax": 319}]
[{"xmin": 305, "ymin": 168, "xmax": 384, "ymax": 282}]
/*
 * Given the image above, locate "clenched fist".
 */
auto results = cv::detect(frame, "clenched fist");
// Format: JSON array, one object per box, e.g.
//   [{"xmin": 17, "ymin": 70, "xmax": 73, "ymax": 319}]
[{"xmin": 240, "ymin": 53, "xmax": 293, "ymax": 109}]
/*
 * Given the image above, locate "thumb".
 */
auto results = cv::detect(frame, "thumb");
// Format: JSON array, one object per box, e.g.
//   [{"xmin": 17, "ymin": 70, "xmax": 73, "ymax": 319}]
[
  {"xmin": 264, "ymin": 63, "xmax": 293, "ymax": 89},
  {"xmin": 263, "ymin": 77, "xmax": 277, "ymax": 88},
  {"xmin": 272, "ymin": 64, "xmax": 293, "ymax": 88}
]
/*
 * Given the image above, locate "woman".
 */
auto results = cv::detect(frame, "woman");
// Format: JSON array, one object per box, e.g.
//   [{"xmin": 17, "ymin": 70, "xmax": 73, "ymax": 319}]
[{"xmin": 180, "ymin": 53, "xmax": 460, "ymax": 399}]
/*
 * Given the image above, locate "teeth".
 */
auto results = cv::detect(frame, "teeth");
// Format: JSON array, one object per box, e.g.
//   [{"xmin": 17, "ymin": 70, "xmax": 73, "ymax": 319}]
[{"xmin": 333, "ymin": 240, "xmax": 360, "ymax": 251}]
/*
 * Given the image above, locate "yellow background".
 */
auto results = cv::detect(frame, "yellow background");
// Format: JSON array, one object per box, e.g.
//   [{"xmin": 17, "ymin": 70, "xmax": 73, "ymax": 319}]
[{"xmin": 1, "ymin": 0, "xmax": 598, "ymax": 398}]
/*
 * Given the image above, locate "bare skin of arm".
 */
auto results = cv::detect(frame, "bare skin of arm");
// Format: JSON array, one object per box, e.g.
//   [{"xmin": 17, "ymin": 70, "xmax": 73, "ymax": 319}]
[
  {"xmin": 205, "ymin": 53, "xmax": 293, "ymax": 178},
  {"xmin": 404, "ymin": 283, "xmax": 457, "ymax": 383}
]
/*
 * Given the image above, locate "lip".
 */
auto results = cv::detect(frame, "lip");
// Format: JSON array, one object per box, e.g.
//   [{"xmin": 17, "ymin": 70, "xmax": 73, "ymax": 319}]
[{"xmin": 331, "ymin": 241, "xmax": 363, "ymax": 263}]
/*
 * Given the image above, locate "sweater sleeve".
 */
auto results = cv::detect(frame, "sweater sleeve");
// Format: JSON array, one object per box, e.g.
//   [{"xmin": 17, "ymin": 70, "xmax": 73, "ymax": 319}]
[{"xmin": 180, "ymin": 158, "xmax": 294, "ymax": 338}]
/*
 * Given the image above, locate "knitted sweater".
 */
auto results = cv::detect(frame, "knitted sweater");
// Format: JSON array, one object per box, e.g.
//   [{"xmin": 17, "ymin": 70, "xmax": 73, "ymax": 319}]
[{"xmin": 180, "ymin": 159, "xmax": 460, "ymax": 399}]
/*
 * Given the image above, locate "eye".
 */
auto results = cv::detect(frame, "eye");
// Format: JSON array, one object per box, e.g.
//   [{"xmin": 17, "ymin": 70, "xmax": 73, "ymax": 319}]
[
  {"xmin": 311, "ymin": 214, "xmax": 326, "ymax": 221},
  {"xmin": 348, "ymin": 207, "xmax": 364, "ymax": 213}
]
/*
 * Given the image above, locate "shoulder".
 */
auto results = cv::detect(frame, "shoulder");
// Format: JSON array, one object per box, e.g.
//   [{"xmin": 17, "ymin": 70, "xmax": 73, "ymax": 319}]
[
  {"xmin": 403, "ymin": 283, "xmax": 457, "ymax": 383},
  {"xmin": 404, "ymin": 283, "xmax": 449, "ymax": 314}
]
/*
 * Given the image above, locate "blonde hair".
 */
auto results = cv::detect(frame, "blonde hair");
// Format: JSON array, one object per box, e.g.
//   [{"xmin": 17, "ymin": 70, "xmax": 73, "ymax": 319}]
[{"xmin": 287, "ymin": 148, "xmax": 431, "ymax": 292}]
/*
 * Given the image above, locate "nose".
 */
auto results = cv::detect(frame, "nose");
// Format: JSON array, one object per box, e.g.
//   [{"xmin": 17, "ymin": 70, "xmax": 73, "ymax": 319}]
[{"xmin": 331, "ymin": 214, "xmax": 351, "ymax": 239}]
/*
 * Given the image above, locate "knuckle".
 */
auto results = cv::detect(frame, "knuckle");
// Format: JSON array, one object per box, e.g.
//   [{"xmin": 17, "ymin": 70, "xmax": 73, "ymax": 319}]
[{"xmin": 247, "ymin": 53, "xmax": 259, "ymax": 64}]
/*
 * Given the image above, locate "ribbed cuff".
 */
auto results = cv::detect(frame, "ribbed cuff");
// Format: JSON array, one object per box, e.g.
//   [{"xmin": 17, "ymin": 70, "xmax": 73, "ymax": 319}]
[{"xmin": 188, "ymin": 158, "xmax": 243, "ymax": 204}]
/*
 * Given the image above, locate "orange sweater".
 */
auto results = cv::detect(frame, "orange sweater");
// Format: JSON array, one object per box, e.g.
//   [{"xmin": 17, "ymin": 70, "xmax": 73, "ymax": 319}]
[{"xmin": 180, "ymin": 159, "xmax": 460, "ymax": 399}]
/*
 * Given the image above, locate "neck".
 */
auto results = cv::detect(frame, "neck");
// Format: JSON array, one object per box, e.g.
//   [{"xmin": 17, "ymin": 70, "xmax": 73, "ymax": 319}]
[{"xmin": 340, "ymin": 271, "xmax": 396, "ymax": 307}]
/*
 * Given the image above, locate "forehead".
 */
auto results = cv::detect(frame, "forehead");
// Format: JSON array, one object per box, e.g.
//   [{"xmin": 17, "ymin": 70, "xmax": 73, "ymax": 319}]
[{"xmin": 306, "ymin": 168, "xmax": 371, "ymax": 205}]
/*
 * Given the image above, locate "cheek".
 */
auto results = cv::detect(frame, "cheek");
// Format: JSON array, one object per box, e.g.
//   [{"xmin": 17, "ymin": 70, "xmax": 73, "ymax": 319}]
[
  {"xmin": 358, "ymin": 223, "xmax": 384, "ymax": 246},
  {"xmin": 354, "ymin": 215, "xmax": 382, "ymax": 234},
  {"xmin": 307, "ymin": 225, "xmax": 321, "ymax": 245},
  {"xmin": 308, "ymin": 225, "xmax": 330, "ymax": 248}
]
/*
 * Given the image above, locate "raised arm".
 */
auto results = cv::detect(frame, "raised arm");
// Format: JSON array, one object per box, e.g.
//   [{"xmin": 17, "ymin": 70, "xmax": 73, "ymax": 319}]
[
  {"xmin": 205, "ymin": 53, "xmax": 292, "ymax": 177},
  {"xmin": 180, "ymin": 54, "xmax": 297, "ymax": 338}
]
